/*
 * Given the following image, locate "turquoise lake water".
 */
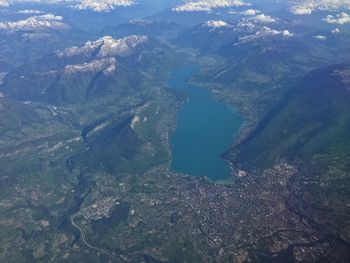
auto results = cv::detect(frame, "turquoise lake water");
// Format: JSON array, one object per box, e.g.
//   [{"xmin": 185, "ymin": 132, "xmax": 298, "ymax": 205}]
[{"xmin": 169, "ymin": 67, "xmax": 243, "ymax": 181}]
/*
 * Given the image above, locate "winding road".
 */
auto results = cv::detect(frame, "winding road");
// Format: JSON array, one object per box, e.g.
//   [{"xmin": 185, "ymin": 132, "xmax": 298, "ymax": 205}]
[{"xmin": 70, "ymin": 214, "xmax": 116, "ymax": 259}]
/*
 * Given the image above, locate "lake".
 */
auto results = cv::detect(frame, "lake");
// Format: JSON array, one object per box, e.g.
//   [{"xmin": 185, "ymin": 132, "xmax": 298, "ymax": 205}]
[{"xmin": 169, "ymin": 67, "xmax": 243, "ymax": 181}]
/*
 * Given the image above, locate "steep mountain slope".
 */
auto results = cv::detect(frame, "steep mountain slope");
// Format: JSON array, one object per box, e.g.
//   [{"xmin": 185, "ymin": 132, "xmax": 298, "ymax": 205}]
[
  {"xmin": 229, "ymin": 64, "xmax": 350, "ymax": 173},
  {"xmin": 0, "ymin": 35, "xmax": 165, "ymax": 105},
  {"xmin": 224, "ymin": 65, "xmax": 350, "ymax": 258},
  {"xmin": 0, "ymin": 3, "xmax": 349, "ymax": 262},
  {"xmin": 0, "ymin": 13, "xmax": 90, "ymax": 71},
  {"xmin": 182, "ymin": 23, "xmax": 350, "ymax": 145}
]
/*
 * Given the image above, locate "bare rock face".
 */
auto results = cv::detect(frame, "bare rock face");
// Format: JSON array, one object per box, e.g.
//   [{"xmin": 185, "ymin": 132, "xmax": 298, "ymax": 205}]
[
  {"xmin": 57, "ymin": 35, "xmax": 148, "ymax": 75},
  {"xmin": 72, "ymin": 0, "xmax": 135, "ymax": 12},
  {"xmin": 57, "ymin": 35, "xmax": 148, "ymax": 59},
  {"xmin": 0, "ymin": 34, "xmax": 150, "ymax": 105},
  {"xmin": 0, "ymin": 14, "xmax": 69, "ymax": 32},
  {"xmin": 63, "ymin": 57, "xmax": 117, "ymax": 75}
]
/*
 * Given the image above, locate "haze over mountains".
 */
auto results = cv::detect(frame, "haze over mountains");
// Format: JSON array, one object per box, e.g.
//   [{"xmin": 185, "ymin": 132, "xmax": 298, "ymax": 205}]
[
  {"xmin": 1, "ymin": 35, "xmax": 151, "ymax": 104},
  {"xmin": 0, "ymin": 0, "xmax": 350, "ymax": 262}
]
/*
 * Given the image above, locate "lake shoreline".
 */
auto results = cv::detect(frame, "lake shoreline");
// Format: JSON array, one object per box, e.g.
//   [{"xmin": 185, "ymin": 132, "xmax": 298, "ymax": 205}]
[{"xmin": 168, "ymin": 66, "xmax": 244, "ymax": 181}]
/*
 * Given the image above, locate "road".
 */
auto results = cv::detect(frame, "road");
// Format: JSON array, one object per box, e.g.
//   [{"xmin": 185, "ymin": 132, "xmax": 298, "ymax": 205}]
[{"xmin": 70, "ymin": 214, "xmax": 116, "ymax": 259}]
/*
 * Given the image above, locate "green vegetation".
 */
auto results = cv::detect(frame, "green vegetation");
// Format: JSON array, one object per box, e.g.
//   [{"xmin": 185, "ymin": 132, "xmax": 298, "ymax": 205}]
[
  {"xmin": 165, "ymin": 240, "xmax": 201, "ymax": 263},
  {"xmin": 230, "ymin": 64, "xmax": 350, "ymax": 174},
  {"xmin": 0, "ymin": 5, "xmax": 350, "ymax": 262}
]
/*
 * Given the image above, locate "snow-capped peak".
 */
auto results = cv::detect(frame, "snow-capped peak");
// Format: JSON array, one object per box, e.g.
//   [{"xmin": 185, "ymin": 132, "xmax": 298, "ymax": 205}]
[
  {"xmin": 0, "ymin": 0, "xmax": 135, "ymax": 12},
  {"xmin": 236, "ymin": 26, "xmax": 294, "ymax": 44},
  {"xmin": 173, "ymin": 0, "xmax": 250, "ymax": 13},
  {"xmin": 57, "ymin": 35, "xmax": 148, "ymax": 58},
  {"xmin": 72, "ymin": 0, "xmax": 135, "ymax": 12},
  {"xmin": 0, "ymin": 13, "xmax": 69, "ymax": 32},
  {"xmin": 289, "ymin": 0, "xmax": 350, "ymax": 15},
  {"xmin": 56, "ymin": 35, "xmax": 148, "ymax": 75},
  {"xmin": 64, "ymin": 57, "xmax": 117, "ymax": 75},
  {"xmin": 204, "ymin": 20, "xmax": 230, "ymax": 28}
]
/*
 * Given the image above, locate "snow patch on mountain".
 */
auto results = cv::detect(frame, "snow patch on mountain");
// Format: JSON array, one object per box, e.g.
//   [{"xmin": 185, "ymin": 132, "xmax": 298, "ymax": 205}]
[
  {"xmin": 240, "ymin": 9, "xmax": 260, "ymax": 16},
  {"xmin": 0, "ymin": 0, "xmax": 9, "ymax": 7},
  {"xmin": 332, "ymin": 27, "xmax": 340, "ymax": 33},
  {"xmin": 323, "ymin": 12, "xmax": 350, "ymax": 24},
  {"xmin": 313, "ymin": 35, "xmax": 327, "ymax": 40},
  {"xmin": 236, "ymin": 26, "xmax": 294, "ymax": 44},
  {"xmin": 129, "ymin": 19, "xmax": 153, "ymax": 26},
  {"xmin": 253, "ymin": 14, "xmax": 276, "ymax": 23},
  {"xmin": 0, "ymin": 0, "xmax": 68, "ymax": 8},
  {"xmin": 17, "ymin": 9, "xmax": 45, "ymax": 14},
  {"xmin": 204, "ymin": 20, "xmax": 230, "ymax": 28},
  {"xmin": 57, "ymin": 35, "xmax": 148, "ymax": 75},
  {"xmin": 64, "ymin": 57, "xmax": 117, "ymax": 75},
  {"xmin": 57, "ymin": 35, "xmax": 148, "ymax": 59},
  {"xmin": 289, "ymin": 0, "xmax": 350, "ymax": 15},
  {"xmin": 173, "ymin": 0, "xmax": 250, "ymax": 13},
  {"xmin": 236, "ymin": 13, "xmax": 278, "ymax": 32},
  {"xmin": 72, "ymin": 0, "xmax": 135, "ymax": 12},
  {"xmin": 0, "ymin": 0, "xmax": 135, "ymax": 12},
  {"xmin": 0, "ymin": 13, "xmax": 69, "ymax": 32}
]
